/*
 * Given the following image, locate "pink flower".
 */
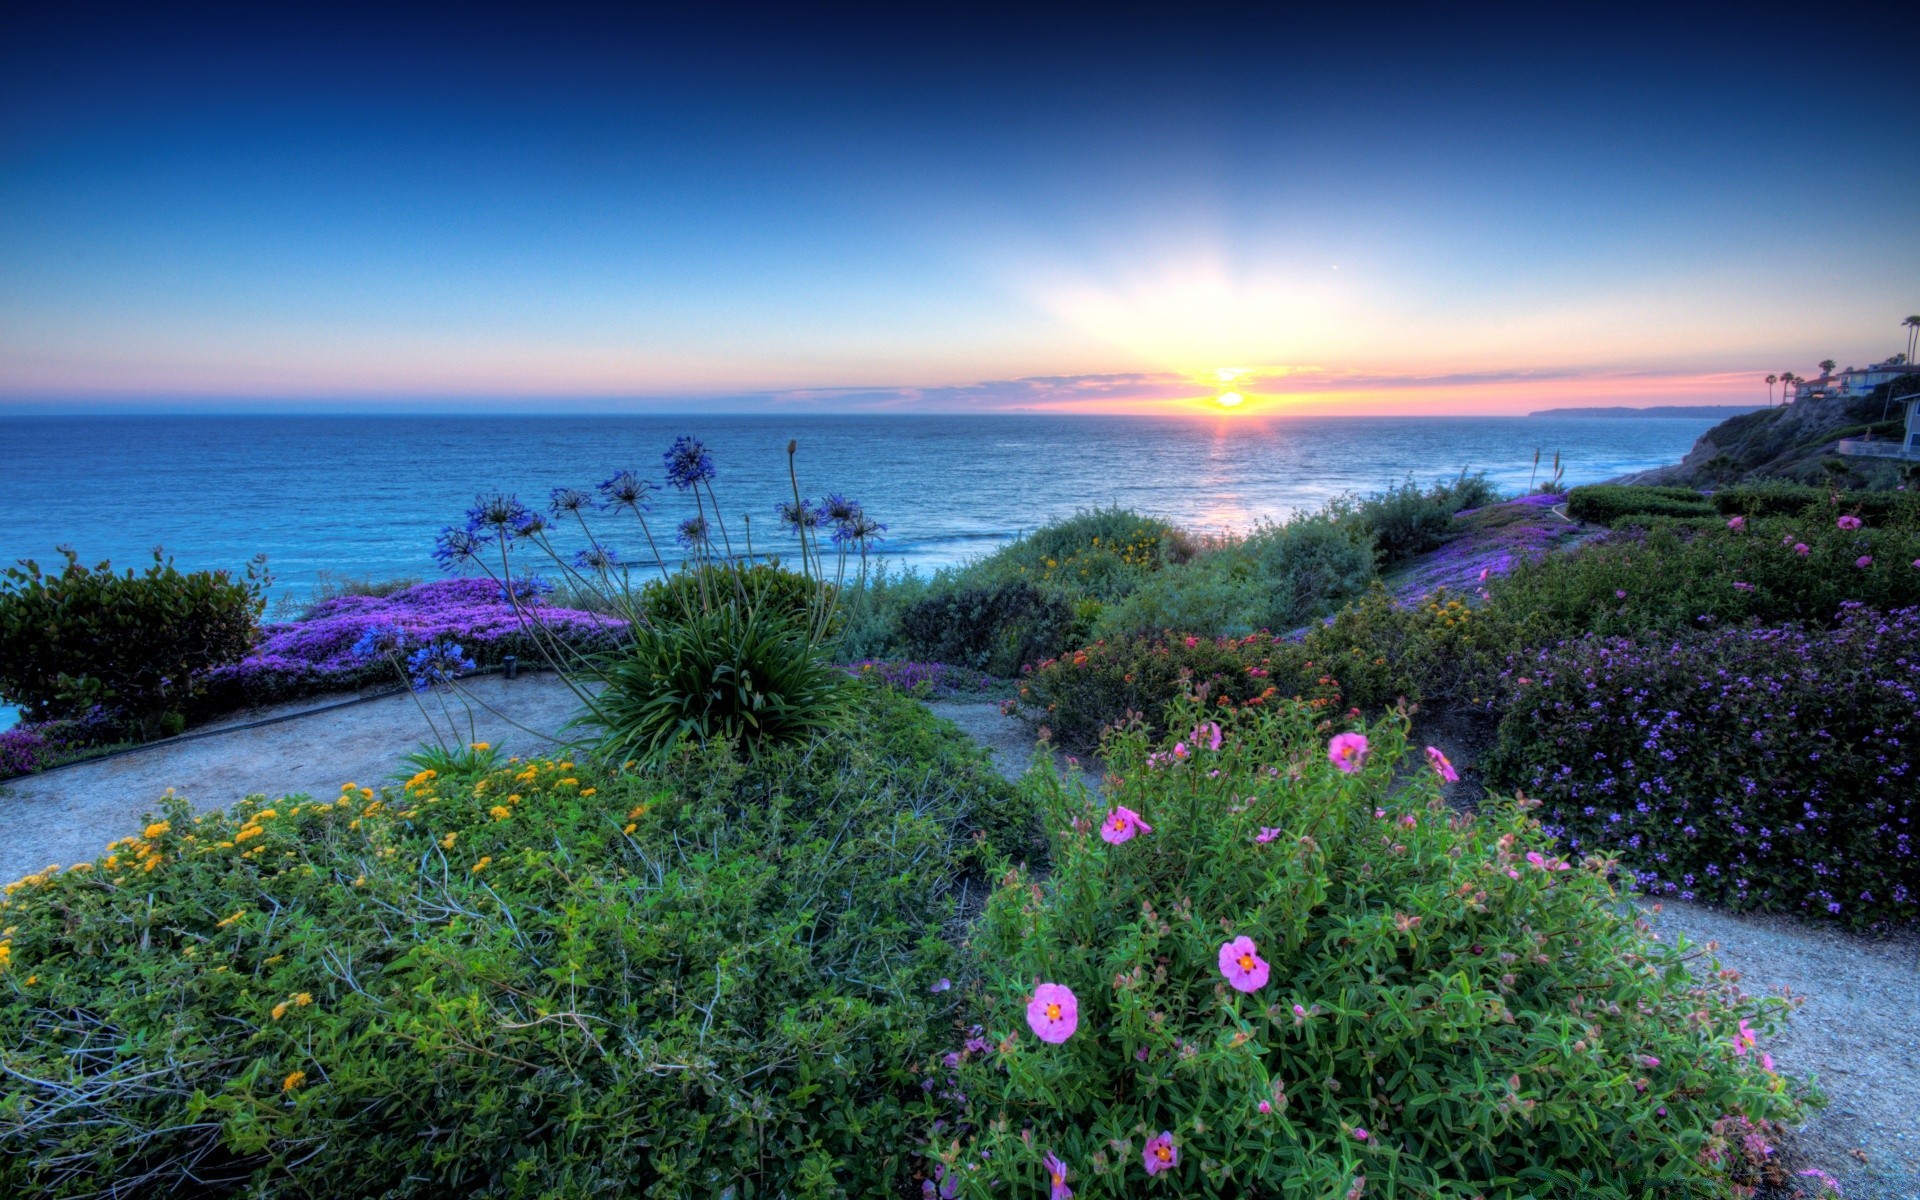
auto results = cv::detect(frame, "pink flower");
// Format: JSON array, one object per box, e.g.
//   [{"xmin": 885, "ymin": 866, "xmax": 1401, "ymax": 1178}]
[
  {"xmin": 1424, "ymin": 745, "xmax": 1458, "ymax": 783},
  {"xmin": 1044, "ymin": 1152, "xmax": 1072, "ymax": 1200},
  {"xmin": 1732, "ymin": 1018, "xmax": 1756, "ymax": 1057},
  {"xmin": 1257, "ymin": 1100, "xmax": 1272, "ymax": 1114},
  {"xmin": 929, "ymin": 978, "xmax": 951, "ymax": 993},
  {"xmin": 1856, "ymin": 555, "xmax": 1873, "ymax": 568},
  {"xmin": 1218, "ymin": 936, "xmax": 1270, "ymax": 992},
  {"xmin": 1026, "ymin": 983, "xmax": 1079, "ymax": 1043},
  {"xmin": 1254, "ymin": 827, "xmax": 1283, "ymax": 844},
  {"xmin": 1142, "ymin": 1131, "xmax": 1178, "ymax": 1176},
  {"xmin": 1638, "ymin": 1054, "xmax": 1661, "ymax": 1068},
  {"xmin": 1183, "ymin": 636, "xmax": 1199, "ymax": 648},
  {"xmin": 1733, "ymin": 581, "xmax": 1754, "ymax": 590},
  {"xmin": 1727, "ymin": 516, "xmax": 1746, "ymax": 531},
  {"xmin": 1099, "ymin": 807, "xmax": 1153, "ymax": 844},
  {"xmin": 1761, "ymin": 1052, "xmax": 1775, "ymax": 1072},
  {"xmin": 1191, "ymin": 721, "xmax": 1223, "ymax": 751},
  {"xmin": 1327, "ymin": 732, "xmax": 1369, "ymax": 774},
  {"xmin": 1525, "ymin": 851, "xmax": 1546, "ymax": 869},
  {"xmin": 1615, "ymin": 589, "xmax": 1627, "ymax": 599},
  {"xmin": 1794, "ymin": 543, "xmax": 1810, "ymax": 556},
  {"xmin": 1352, "ymin": 1127, "xmax": 1370, "ymax": 1141},
  {"xmin": 1837, "ymin": 514, "xmax": 1862, "ymax": 530},
  {"xmin": 1913, "ymin": 559, "xmax": 1920, "ymax": 570},
  {"xmin": 1173, "ymin": 741, "xmax": 1190, "ymax": 759}
]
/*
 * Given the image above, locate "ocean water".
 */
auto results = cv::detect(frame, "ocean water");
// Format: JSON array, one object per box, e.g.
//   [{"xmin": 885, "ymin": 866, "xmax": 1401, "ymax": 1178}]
[{"xmin": 0, "ymin": 412, "xmax": 1713, "ymax": 595}]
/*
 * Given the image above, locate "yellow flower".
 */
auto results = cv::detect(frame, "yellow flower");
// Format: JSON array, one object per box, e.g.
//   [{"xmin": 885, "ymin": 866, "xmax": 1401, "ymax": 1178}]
[
  {"xmin": 271, "ymin": 1001, "xmax": 289, "ymax": 1020},
  {"xmin": 0, "ymin": 945, "xmax": 10, "ymax": 969},
  {"xmin": 470, "ymin": 857, "xmax": 491, "ymax": 874},
  {"xmin": 282, "ymin": 1070, "xmax": 306, "ymax": 1092},
  {"xmin": 359, "ymin": 787, "xmax": 374, "ymax": 801},
  {"xmin": 264, "ymin": 954, "xmax": 284, "ymax": 965},
  {"xmin": 507, "ymin": 794, "xmax": 521, "ymax": 803},
  {"xmin": 294, "ymin": 992, "xmax": 313, "ymax": 1007},
  {"xmin": 352, "ymin": 875, "xmax": 365, "ymax": 887},
  {"xmin": 217, "ymin": 910, "xmax": 247, "ymax": 928},
  {"xmin": 580, "ymin": 787, "xmax": 596, "ymax": 797},
  {"xmin": 143, "ymin": 821, "xmax": 170, "ymax": 839},
  {"xmin": 626, "ymin": 804, "xmax": 649, "ymax": 821},
  {"xmin": 622, "ymin": 823, "xmax": 637, "ymax": 835},
  {"xmin": 470, "ymin": 742, "xmax": 490, "ymax": 751},
  {"xmin": 489, "ymin": 805, "xmax": 511, "ymax": 821},
  {"xmin": 439, "ymin": 833, "xmax": 457, "ymax": 850}
]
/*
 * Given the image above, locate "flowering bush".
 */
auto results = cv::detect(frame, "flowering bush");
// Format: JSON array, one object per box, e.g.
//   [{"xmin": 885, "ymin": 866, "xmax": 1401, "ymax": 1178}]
[
  {"xmin": 843, "ymin": 660, "xmax": 1001, "ymax": 698},
  {"xmin": 0, "ymin": 688, "xmax": 1026, "ymax": 1196},
  {"xmin": 933, "ymin": 701, "xmax": 1806, "ymax": 1198},
  {"xmin": 0, "ymin": 727, "xmax": 46, "ymax": 776},
  {"xmin": 970, "ymin": 507, "xmax": 1194, "ymax": 601},
  {"xmin": 1488, "ymin": 605, "xmax": 1919, "ymax": 926},
  {"xmin": 1015, "ymin": 634, "xmax": 1346, "ymax": 751},
  {"xmin": 1565, "ymin": 485, "xmax": 1716, "ymax": 526},
  {"xmin": 1335, "ymin": 470, "xmax": 1501, "ymax": 565},
  {"xmin": 898, "ymin": 580, "xmax": 1079, "ymax": 676}
]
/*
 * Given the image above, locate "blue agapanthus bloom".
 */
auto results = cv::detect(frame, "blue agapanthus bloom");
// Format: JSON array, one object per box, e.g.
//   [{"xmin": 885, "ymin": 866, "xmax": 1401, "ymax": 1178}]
[
  {"xmin": 514, "ymin": 509, "xmax": 551, "ymax": 540},
  {"xmin": 406, "ymin": 642, "xmax": 477, "ymax": 691},
  {"xmin": 676, "ymin": 515, "xmax": 709, "ymax": 549},
  {"xmin": 432, "ymin": 526, "xmax": 484, "ymax": 571},
  {"xmin": 572, "ymin": 546, "xmax": 619, "ymax": 571},
  {"xmin": 499, "ymin": 573, "xmax": 553, "ymax": 604},
  {"xmin": 466, "ymin": 493, "xmax": 533, "ymax": 538},
  {"xmin": 777, "ymin": 498, "xmax": 819, "ymax": 532},
  {"xmin": 816, "ymin": 494, "xmax": 860, "ymax": 525},
  {"xmin": 350, "ymin": 624, "xmax": 411, "ymax": 661},
  {"xmin": 549, "ymin": 486, "xmax": 593, "ymax": 515},
  {"xmin": 597, "ymin": 470, "xmax": 651, "ymax": 512},
  {"xmin": 663, "ymin": 436, "xmax": 715, "ymax": 490},
  {"xmin": 831, "ymin": 510, "xmax": 887, "ymax": 545}
]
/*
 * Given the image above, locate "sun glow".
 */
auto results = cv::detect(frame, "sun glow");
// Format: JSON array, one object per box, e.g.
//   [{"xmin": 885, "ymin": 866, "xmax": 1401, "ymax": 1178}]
[{"xmin": 1215, "ymin": 391, "xmax": 1245, "ymax": 407}]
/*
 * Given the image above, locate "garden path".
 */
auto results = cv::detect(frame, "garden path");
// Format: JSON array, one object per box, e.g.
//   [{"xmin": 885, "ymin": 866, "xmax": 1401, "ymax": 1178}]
[{"xmin": 0, "ymin": 673, "xmax": 583, "ymax": 885}]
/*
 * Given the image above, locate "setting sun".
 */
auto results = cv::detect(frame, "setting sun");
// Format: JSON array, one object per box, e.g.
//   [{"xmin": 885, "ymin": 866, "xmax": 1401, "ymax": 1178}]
[{"xmin": 1215, "ymin": 391, "xmax": 1245, "ymax": 407}]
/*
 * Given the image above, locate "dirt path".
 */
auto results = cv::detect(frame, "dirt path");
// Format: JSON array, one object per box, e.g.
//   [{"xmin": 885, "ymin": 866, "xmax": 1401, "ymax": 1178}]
[{"xmin": 0, "ymin": 674, "xmax": 584, "ymax": 884}]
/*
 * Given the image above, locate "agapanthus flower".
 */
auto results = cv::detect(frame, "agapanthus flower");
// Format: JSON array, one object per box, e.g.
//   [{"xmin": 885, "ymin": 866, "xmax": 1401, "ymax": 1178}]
[
  {"xmin": 817, "ymin": 493, "xmax": 860, "ymax": 524},
  {"xmin": 777, "ymin": 498, "xmax": 820, "ymax": 531},
  {"xmin": 350, "ymin": 624, "xmax": 410, "ymax": 661},
  {"xmin": 1099, "ymin": 806, "xmax": 1153, "ymax": 844},
  {"xmin": 432, "ymin": 526, "xmax": 484, "ymax": 572},
  {"xmin": 1142, "ymin": 1131, "xmax": 1178, "ymax": 1176},
  {"xmin": 466, "ymin": 493, "xmax": 532, "ymax": 538},
  {"xmin": 832, "ymin": 510, "xmax": 886, "ymax": 544},
  {"xmin": 1328, "ymin": 731, "xmax": 1370, "ymax": 774},
  {"xmin": 1043, "ymin": 1152, "xmax": 1072, "ymax": 1200},
  {"xmin": 597, "ymin": 470, "xmax": 652, "ymax": 512},
  {"xmin": 677, "ymin": 516, "xmax": 709, "ymax": 549},
  {"xmin": 1025, "ymin": 982, "xmax": 1079, "ymax": 1043},
  {"xmin": 406, "ymin": 642, "xmax": 476, "ymax": 691},
  {"xmin": 549, "ymin": 486, "xmax": 592, "ymax": 515},
  {"xmin": 1837, "ymin": 514, "xmax": 1863, "ymax": 530},
  {"xmin": 1218, "ymin": 935, "xmax": 1270, "ymax": 992},
  {"xmin": 573, "ymin": 546, "xmax": 619, "ymax": 571},
  {"xmin": 662, "ymin": 436, "xmax": 715, "ymax": 490},
  {"xmin": 513, "ymin": 509, "xmax": 550, "ymax": 539},
  {"xmin": 1425, "ymin": 745, "xmax": 1459, "ymax": 783}
]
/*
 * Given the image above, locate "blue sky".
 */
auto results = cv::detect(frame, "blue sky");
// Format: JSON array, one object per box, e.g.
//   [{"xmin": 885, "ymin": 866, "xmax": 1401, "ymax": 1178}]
[{"xmin": 2, "ymin": 4, "xmax": 1915, "ymax": 414}]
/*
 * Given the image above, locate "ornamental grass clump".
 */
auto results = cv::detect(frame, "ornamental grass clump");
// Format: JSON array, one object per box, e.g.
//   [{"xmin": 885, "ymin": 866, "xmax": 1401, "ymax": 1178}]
[
  {"xmin": 1488, "ymin": 604, "xmax": 1919, "ymax": 927},
  {"xmin": 0, "ymin": 688, "xmax": 1028, "ymax": 1197},
  {"xmin": 934, "ymin": 699, "xmax": 1805, "ymax": 1198}
]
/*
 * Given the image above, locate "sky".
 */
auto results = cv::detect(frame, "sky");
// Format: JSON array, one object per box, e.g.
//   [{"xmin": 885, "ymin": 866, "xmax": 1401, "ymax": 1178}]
[{"xmin": 2, "ymin": 4, "xmax": 1916, "ymax": 416}]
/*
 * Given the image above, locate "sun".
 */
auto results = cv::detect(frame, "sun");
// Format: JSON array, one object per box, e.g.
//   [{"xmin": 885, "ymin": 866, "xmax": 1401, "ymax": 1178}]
[{"xmin": 1215, "ymin": 391, "xmax": 1245, "ymax": 407}]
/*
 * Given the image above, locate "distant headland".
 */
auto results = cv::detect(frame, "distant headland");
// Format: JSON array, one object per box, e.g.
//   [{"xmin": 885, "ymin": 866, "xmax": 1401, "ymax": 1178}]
[{"xmin": 1529, "ymin": 405, "xmax": 1768, "ymax": 418}]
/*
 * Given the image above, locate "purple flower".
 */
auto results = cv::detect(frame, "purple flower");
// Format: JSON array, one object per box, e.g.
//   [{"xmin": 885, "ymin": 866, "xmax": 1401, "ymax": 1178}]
[
  {"xmin": 597, "ymin": 470, "xmax": 652, "ymax": 512},
  {"xmin": 663, "ymin": 437, "xmax": 715, "ymax": 490}
]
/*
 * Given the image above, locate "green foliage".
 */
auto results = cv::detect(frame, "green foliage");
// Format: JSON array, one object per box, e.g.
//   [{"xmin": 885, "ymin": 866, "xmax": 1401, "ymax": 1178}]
[
  {"xmin": 1095, "ymin": 516, "xmax": 1375, "ymax": 639},
  {"xmin": 1298, "ymin": 585, "xmax": 1503, "ymax": 710},
  {"xmin": 896, "ymin": 579, "xmax": 1077, "ymax": 676},
  {"xmin": 0, "ymin": 549, "xmax": 266, "ymax": 728},
  {"xmin": 638, "ymin": 560, "xmax": 830, "ymax": 627},
  {"xmin": 397, "ymin": 739, "xmax": 503, "ymax": 783},
  {"xmin": 965, "ymin": 507, "xmax": 1193, "ymax": 601},
  {"xmin": 937, "ymin": 701, "xmax": 1805, "ymax": 1199},
  {"xmin": 1712, "ymin": 482, "xmax": 1920, "ymax": 527},
  {"xmin": 1338, "ymin": 472, "xmax": 1501, "ymax": 566},
  {"xmin": 0, "ymin": 690, "xmax": 1027, "ymax": 1198},
  {"xmin": 577, "ymin": 602, "xmax": 851, "ymax": 764},
  {"xmin": 1564, "ymin": 485, "xmax": 1715, "ymax": 526}
]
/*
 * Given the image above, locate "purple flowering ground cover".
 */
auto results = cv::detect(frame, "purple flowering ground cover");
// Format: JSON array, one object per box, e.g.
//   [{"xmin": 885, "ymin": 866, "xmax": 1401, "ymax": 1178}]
[
  {"xmin": 195, "ymin": 578, "xmax": 627, "ymax": 713},
  {"xmin": 1385, "ymin": 492, "xmax": 1590, "ymax": 603},
  {"xmin": 1488, "ymin": 604, "xmax": 1919, "ymax": 926}
]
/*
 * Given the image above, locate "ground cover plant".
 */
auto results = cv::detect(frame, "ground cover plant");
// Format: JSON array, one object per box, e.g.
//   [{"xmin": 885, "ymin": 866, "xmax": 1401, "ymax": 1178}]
[
  {"xmin": 1488, "ymin": 604, "xmax": 1919, "ymax": 927},
  {"xmin": 931, "ymin": 700, "xmax": 1806, "ymax": 1198},
  {"xmin": 0, "ymin": 687, "xmax": 1029, "ymax": 1198}
]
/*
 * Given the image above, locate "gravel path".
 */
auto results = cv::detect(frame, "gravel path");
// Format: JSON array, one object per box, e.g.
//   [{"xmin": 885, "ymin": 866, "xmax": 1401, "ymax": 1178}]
[{"xmin": 0, "ymin": 674, "xmax": 584, "ymax": 884}]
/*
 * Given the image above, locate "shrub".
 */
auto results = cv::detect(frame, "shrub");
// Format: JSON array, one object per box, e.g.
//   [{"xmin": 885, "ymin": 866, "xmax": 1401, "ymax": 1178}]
[
  {"xmin": 1016, "ymin": 634, "xmax": 1344, "ymax": 751},
  {"xmin": 0, "ymin": 549, "xmax": 266, "ymax": 730},
  {"xmin": 1340, "ymin": 472, "xmax": 1501, "ymax": 566},
  {"xmin": 1712, "ymin": 482, "xmax": 1920, "ymax": 527},
  {"xmin": 1299, "ymin": 585, "xmax": 1504, "ymax": 709},
  {"xmin": 579, "ymin": 603, "xmax": 851, "ymax": 764},
  {"xmin": 934, "ymin": 700, "xmax": 1803, "ymax": 1199},
  {"xmin": 1095, "ymin": 516, "xmax": 1375, "ymax": 639},
  {"xmin": 0, "ymin": 689, "xmax": 1025, "ymax": 1197},
  {"xmin": 638, "ymin": 560, "xmax": 828, "ymax": 627},
  {"xmin": 964, "ymin": 508, "xmax": 1193, "ymax": 602},
  {"xmin": 0, "ymin": 728, "xmax": 46, "ymax": 776},
  {"xmin": 897, "ymin": 580, "xmax": 1077, "ymax": 676},
  {"xmin": 1564, "ymin": 485, "xmax": 1715, "ymax": 527},
  {"xmin": 1487, "ymin": 605, "xmax": 1919, "ymax": 927}
]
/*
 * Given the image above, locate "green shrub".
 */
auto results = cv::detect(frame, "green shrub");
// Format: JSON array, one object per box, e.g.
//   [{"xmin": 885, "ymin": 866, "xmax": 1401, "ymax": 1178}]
[
  {"xmin": 1299, "ymin": 585, "xmax": 1503, "ymax": 709},
  {"xmin": 0, "ymin": 549, "xmax": 266, "ymax": 730},
  {"xmin": 1712, "ymin": 482, "xmax": 1920, "ymax": 527},
  {"xmin": 1016, "ymin": 634, "xmax": 1344, "ymax": 751},
  {"xmin": 637, "ymin": 559, "xmax": 829, "ymax": 627},
  {"xmin": 896, "ymin": 579, "xmax": 1077, "ymax": 676},
  {"xmin": 935, "ymin": 700, "xmax": 1805, "ymax": 1199},
  {"xmin": 1338, "ymin": 472, "xmax": 1501, "ymax": 565},
  {"xmin": 1095, "ymin": 516, "xmax": 1375, "ymax": 639},
  {"xmin": 964, "ymin": 508, "xmax": 1193, "ymax": 601},
  {"xmin": 578, "ymin": 601, "xmax": 851, "ymax": 764},
  {"xmin": 1486, "ymin": 605, "xmax": 1919, "ymax": 927},
  {"xmin": 0, "ymin": 689, "xmax": 1026, "ymax": 1197},
  {"xmin": 1564, "ymin": 485, "xmax": 1714, "ymax": 526}
]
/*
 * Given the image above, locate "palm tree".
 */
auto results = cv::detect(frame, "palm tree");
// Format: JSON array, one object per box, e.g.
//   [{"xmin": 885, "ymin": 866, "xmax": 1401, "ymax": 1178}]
[
  {"xmin": 1819, "ymin": 359, "xmax": 1836, "ymax": 378},
  {"xmin": 1766, "ymin": 373, "xmax": 1777, "ymax": 406},
  {"xmin": 1905, "ymin": 315, "xmax": 1920, "ymax": 363},
  {"xmin": 1781, "ymin": 372, "xmax": 1799, "ymax": 404}
]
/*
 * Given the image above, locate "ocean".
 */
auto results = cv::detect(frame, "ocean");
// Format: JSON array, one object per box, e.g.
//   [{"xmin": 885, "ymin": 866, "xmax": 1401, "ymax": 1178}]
[{"xmin": 0, "ymin": 412, "xmax": 1714, "ymax": 593}]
